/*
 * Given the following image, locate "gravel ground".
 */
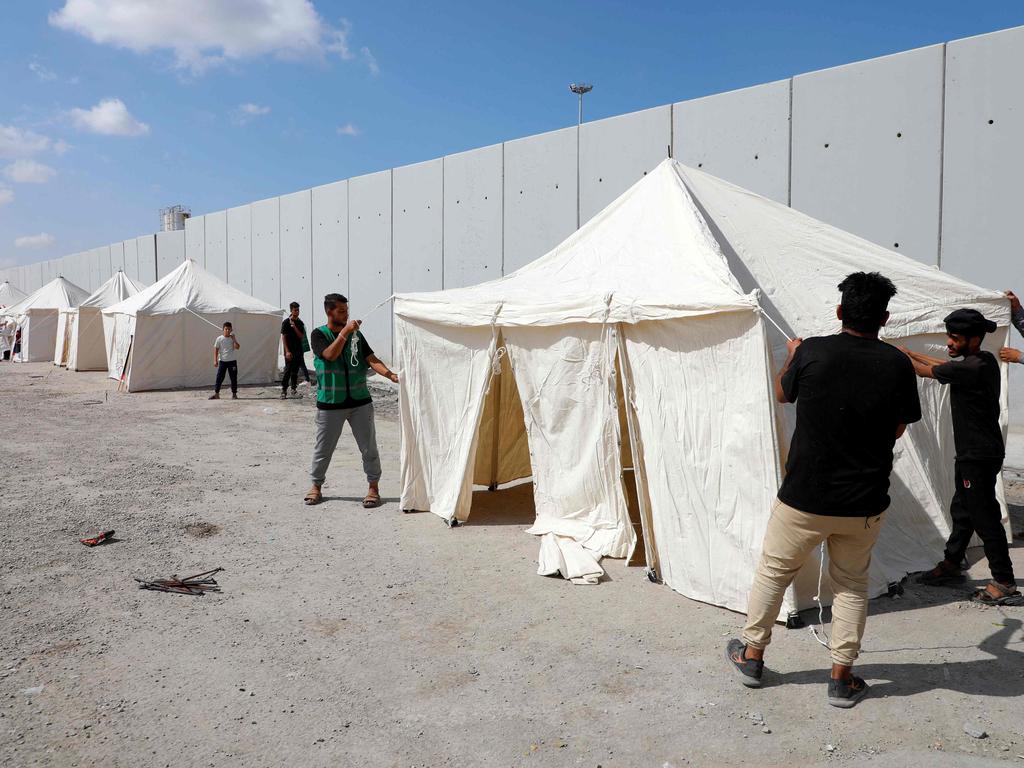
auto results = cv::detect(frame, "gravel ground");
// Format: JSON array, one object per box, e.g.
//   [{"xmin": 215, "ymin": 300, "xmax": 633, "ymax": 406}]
[{"xmin": 2, "ymin": 362, "xmax": 1024, "ymax": 768}]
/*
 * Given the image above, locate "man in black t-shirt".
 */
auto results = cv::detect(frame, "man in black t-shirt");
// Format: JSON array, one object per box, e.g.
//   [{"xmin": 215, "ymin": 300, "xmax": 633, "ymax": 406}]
[
  {"xmin": 281, "ymin": 301, "xmax": 308, "ymax": 399},
  {"xmin": 726, "ymin": 272, "xmax": 920, "ymax": 709},
  {"xmin": 904, "ymin": 308, "xmax": 1019, "ymax": 606}
]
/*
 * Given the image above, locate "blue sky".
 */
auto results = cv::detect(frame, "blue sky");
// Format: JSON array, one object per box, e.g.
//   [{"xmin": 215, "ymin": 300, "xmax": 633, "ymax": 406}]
[{"xmin": 1, "ymin": 0, "xmax": 1021, "ymax": 269}]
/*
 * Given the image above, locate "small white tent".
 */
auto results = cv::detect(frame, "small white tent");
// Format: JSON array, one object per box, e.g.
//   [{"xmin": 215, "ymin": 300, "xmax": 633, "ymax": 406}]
[
  {"xmin": 0, "ymin": 280, "xmax": 27, "ymax": 309},
  {"xmin": 2, "ymin": 277, "xmax": 90, "ymax": 362},
  {"xmin": 394, "ymin": 159, "xmax": 1009, "ymax": 617},
  {"xmin": 102, "ymin": 259, "xmax": 282, "ymax": 392},
  {"xmin": 0, "ymin": 280, "xmax": 28, "ymax": 360},
  {"xmin": 56, "ymin": 271, "xmax": 145, "ymax": 370}
]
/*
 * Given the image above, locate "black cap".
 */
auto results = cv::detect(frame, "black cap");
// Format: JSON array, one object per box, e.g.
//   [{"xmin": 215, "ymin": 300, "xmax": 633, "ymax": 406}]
[{"xmin": 943, "ymin": 308, "xmax": 997, "ymax": 337}]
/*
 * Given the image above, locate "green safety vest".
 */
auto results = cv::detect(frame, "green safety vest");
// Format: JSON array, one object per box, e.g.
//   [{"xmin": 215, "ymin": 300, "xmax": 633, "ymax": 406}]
[{"xmin": 314, "ymin": 325, "xmax": 370, "ymax": 404}]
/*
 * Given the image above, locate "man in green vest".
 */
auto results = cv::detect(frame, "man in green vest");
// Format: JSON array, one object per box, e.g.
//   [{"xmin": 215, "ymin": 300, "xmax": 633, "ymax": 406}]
[{"xmin": 304, "ymin": 293, "xmax": 399, "ymax": 507}]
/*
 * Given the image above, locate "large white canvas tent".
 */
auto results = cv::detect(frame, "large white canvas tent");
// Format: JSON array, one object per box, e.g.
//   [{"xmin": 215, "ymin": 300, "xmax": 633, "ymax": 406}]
[
  {"xmin": 2, "ymin": 277, "xmax": 90, "ymax": 363},
  {"xmin": 394, "ymin": 159, "xmax": 1010, "ymax": 616},
  {"xmin": 56, "ymin": 270, "xmax": 145, "ymax": 371},
  {"xmin": 102, "ymin": 259, "xmax": 282, "ymax": 392}
]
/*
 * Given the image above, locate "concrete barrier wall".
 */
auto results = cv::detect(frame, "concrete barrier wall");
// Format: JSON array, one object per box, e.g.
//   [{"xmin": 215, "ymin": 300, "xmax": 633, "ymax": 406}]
[{"xmin": 5, "ymin": 26, "xmax": 1022, "ymax": 422}]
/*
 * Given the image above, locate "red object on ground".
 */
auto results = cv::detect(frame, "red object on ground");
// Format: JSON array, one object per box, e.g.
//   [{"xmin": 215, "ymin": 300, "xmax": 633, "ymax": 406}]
[{"xmin": 80, "ymin": 530, "xmax": 115, "ymax": 547}]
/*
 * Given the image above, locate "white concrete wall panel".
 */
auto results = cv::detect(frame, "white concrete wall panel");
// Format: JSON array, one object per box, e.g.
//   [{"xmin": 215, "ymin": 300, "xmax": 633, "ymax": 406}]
[
  {"xmin": 393, "ymin": 159, "xmax": 442, "ymax": 293},
  {"xmin": 503, "ymin": 127, "xmax": 578, "ymax": 273},
  {"xmin": 137, "ymin": 236, "xmax": 157, "ymax": 285},
  {"xmin": 90, "ymin": 246, "xmax": 111, "ymax": 291},
  {"xmin": 109, "ymin": 241, "xmax": 125, "ymax": 274},
  {"xmin": 251, "ymin": 197, "xmax": 281, "ymax": 308},
  {"xmin": 579, "ymin": 105, "xmax": 671, "ymax": 224},
  {"xmin": 942, "ymin": 27, "xmax": 1024, "ymax": 425},
  {"xmin": 279, "ymin": 190, "xmax": 314, "ymax": 314},
  {"xmin": 185, "ymin": 215, "xmax": 206, "ymax": 266},
  {"xmin": 122, "ymin": 239, "xmax": 139, "ymax": 281},
  {"xmin": 226, "ymin": 205, "xmax": 253, "ymax": 295},
  {"xmin": 204, "ymin": 210, "xmax": 228, "ymax": 281},
  {"xmin": 311, "ymin": 180, "xmax": 348, "ymax": 309},
  {"xmin": 155, "ymin": 230, "xmax": 185, "ymax": 279},
  {"xmin": 349, "ymin": 170, "xmax": 393, "ymax": 361},
  {"xmin": 674, "ymin": 80, "xmax": 791, "ymax": 204},
  {"xmin": 791, "ymin": 45, "xmax": 945, "ymax": 265},
  {"xmin": 443, "ymin": 144, "xmax": 502, "ymax": 288}
]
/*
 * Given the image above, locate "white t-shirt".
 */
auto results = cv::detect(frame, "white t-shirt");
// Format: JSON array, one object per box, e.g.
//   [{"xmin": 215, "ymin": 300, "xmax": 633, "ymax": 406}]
[{"xmin": 215, "ymin": 334, "xmax": 238, "ymax": 362}]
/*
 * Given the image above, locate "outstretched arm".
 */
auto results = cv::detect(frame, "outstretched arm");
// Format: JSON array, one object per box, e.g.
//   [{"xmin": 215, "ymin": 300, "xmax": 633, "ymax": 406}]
[
  {"xmin": 901, "ymin": 348, "xmax": 939, "ymax": 378},
  {"xmin": 366, "ymin": 354, "xmax": 398, "ymax": 383},
  {"xmin": 773, "ymin": 337, "xmax": 802, "ymax": 403}
]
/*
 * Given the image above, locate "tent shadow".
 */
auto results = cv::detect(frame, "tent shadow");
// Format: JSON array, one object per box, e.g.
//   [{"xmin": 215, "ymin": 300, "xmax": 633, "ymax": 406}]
[
  {"xmin": 463, "ymin": 484, "xmax": 537, "ymax": 527},
  {"xmin": 770, "ymin": 618, "xmax": 1024, "ymax": 699}
]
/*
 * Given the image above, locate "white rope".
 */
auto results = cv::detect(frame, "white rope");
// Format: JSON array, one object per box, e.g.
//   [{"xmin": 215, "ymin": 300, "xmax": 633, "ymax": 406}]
[
  {"xmin": 484, "ymin": 302, "xmax": 505, "ymax": 395},
  {"xmin": 809, "ymin": 542, "xmax": 831, "ymax": 649},
  {"xmin": 184, "ymin": 307, "xmax": 226, "ymax": 331},
  {"xmin": 757, "ymin": 306, "xmax": 793, "ymax": 342}
]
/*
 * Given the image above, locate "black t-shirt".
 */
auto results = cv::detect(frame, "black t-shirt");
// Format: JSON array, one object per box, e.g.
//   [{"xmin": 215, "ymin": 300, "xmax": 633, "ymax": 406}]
[
  {"xmin": 777, "ymin": 333, "xmax": 922, "ymax": 516},
  {"xmin": 933, "ymin": 352, "xmax": 1004, "ymax": 461},
  {"xmin": 310, "ymin": 327, "xmax": 374, "ymax": 410},
  {"xmin": 281, "ymin": 317, "xmax": 307, "ymax": 354}
]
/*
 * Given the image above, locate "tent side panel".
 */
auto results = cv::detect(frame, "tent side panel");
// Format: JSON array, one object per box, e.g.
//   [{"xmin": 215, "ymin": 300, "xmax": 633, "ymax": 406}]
[
  {"xmin": 395, "ymin": 315, "xmax": 495, "ymax": 520},
  {"xmin": 503, "ymin": 323, "xmax": 634, "ymax": 561},
  {"xmin": 72, "ymin": 307, "xmax": 108, "ymax": 371},
  {"xmin": 624, "ymin": 312, "xmax": 778, "ymax": 614}
]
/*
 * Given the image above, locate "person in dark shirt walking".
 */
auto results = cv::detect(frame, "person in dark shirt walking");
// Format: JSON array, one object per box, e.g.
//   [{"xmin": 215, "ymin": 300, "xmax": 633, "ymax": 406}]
[
  {"xmin": 725, "ymin": 272, "xmax": 921, "ymax": 708},
  {"xmin": 904, "ymin": 309, "xmax": 1020, "ymax": 606},
  {"xmin": 281, "ymin": 302, "xmax": 308, "ymax": 399},
  {"xmin": 303, "ymin": 293, "xmax": 399, "ymax": 508}
]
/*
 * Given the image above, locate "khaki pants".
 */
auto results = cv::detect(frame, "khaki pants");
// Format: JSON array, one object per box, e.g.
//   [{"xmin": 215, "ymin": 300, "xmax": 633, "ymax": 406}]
[{"xmin": 743, "ymin": 500, "xmax": 885, "ymax": 666}]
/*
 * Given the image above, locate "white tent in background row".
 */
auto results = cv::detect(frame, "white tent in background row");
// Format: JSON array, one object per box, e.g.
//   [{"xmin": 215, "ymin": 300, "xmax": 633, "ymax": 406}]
[
  {"xmin": 2, "ymin": 277, "xmax": 90, "ymax": 363},
  {"xmin": 394, "ymin": 159, "xmax": 1009, "ymax": 618},
  {"xmin": 0, "ymin": 280, "xmax": 27, "ymax": 309},
  {"xmin": 55, "ymin": 270, "xmax": 145, "ymax": 371},
  {"xmin": 102, "ymin": 259, "xmax": 282, "ymax": 392}
]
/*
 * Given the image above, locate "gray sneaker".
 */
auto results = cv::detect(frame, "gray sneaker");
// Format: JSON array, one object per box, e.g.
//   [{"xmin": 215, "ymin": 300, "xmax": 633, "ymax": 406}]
[
  {"xmin": 828, "ymin": 674, "xmax": 869, "ymax": 708},
  {"xmin": 725, "ymin": 639, "xmax": 763, "ymax": 688}
]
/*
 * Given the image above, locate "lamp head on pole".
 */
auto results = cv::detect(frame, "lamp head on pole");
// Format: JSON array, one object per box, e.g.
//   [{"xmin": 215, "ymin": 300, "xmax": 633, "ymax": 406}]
[{"xmin": 569, "ymin": 83, "xmax": 593, "ymax": 96}]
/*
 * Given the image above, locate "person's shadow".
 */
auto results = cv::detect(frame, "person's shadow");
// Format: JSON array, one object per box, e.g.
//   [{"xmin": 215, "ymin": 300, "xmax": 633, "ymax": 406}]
[{"xmin": 773, "ymin": 617, "xmax": 1024, "ymax": 698}]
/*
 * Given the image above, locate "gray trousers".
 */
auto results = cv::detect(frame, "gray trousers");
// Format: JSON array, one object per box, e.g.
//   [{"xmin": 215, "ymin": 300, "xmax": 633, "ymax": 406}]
[{"xmin": 310, "ymin": 403, "xmax": 382, "ymax": 487}]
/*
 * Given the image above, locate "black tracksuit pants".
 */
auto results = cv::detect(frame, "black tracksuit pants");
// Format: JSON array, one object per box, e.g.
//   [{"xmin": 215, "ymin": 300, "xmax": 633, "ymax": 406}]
[{"xmin": 943, "ymin": 459, "xmax": 1014, "ymax": 584}]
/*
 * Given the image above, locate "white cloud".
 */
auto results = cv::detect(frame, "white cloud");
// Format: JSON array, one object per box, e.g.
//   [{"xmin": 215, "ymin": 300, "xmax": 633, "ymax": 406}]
[
  {"xmin": 53, "ymin": 139, "xmax": 72, "ymax": 155},
  {"xmin": 0, "ymin": 125, "xmax": 52, "ymax": 159},
  {"xmin": 50, "ymin": 0, "xmax": 378, "ymax": 76},
  {"xmin": 234, "ymin": 102, "xmax": 271, "ymax": 125},
  {"xmin": 29, "ymin": 60, "xmax": 58, "ymax": 81},
  {"xmin": 361, "ymin": 46, "xmax": 379, "ymax": 76},
  {"xmin": 14, "ymin": 233, "xmax": 55, "ymax": 249},
  {"xmin": 4, "ymin": 160, "xmax": 57, "ymax": 184},
  {"xmin": 0, "ymin": 188, "xmax": 13, "ymax": 206},
  {"xmin": 70, "ymin": 98, "xmax": 149, "ymax": 136},
  {"xmin": 337, "ymin": 122, "xmax": 360, "ymax": 136}
]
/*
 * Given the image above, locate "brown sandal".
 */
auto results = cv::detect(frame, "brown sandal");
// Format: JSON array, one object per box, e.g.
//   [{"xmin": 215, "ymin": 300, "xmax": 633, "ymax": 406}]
[
  {"xmin": 304, "ymin": 487, "xmax": 322, "ymax": 506},
  {"xmin": 362, "ymin": 490, "xmax": 381, "ymax": 508},
  {"xmin": 971, "ymin": 581, "xmax": 1023, "ymax": 606}
]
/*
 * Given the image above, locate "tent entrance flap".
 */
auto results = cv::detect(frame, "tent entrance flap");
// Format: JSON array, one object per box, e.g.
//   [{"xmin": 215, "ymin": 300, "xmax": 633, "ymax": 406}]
[{"xmin": 471, "ymin": 335, "xmax": 531, "ymax": 492}]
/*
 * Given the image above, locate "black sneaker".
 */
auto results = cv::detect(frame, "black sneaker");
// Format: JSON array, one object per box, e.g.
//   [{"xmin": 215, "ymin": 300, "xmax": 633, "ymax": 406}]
[
  {"xmin": 828, "ymin": 674, "xmax": 869, "ymax": 708},
  {"xmin": 917, "ymin": 560, "xmax": 965, "ymax": 586},
  {"xmin": 208, "ymin": 393, "xmax": 219, "ymax": 400},
  {"xmin": 231, "ymin": 393, "xmax": 238, "ymax": 400},
  {"xmin": 725, "ymin": 639, "xmax": 763, "ymax": 688},
  {"xmin": 280, "ymin": 391, "xmax": 288, "ymax": 400}
]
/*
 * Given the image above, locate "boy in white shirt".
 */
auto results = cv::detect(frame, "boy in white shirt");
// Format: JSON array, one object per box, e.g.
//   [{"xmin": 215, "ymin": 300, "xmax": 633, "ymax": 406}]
[{"xmin": 210, "ymin": 322, "xmax": 240, "ymax": 400}]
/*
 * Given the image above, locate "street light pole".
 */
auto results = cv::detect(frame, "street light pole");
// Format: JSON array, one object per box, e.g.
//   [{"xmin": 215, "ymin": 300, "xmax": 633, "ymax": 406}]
[
  {"xmin": 569, "ymin": 83, "xmax": 593, "ymax": 230},
  {"xmin": 569, "ymin": 82, "xmax": 593, "ymax": 125}
]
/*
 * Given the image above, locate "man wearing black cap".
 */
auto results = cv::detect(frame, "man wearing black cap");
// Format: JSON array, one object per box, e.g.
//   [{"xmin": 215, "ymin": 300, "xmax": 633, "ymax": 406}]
[{"xmin": 903, "ymin": 309, "xmax": 1020, "ymax": 605}]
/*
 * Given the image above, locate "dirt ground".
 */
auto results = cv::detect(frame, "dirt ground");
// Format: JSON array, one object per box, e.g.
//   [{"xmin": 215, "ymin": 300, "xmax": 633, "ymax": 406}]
[{"xmin": 2, "ymin": 362, "xmax": 1024, "ymax": 768}]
